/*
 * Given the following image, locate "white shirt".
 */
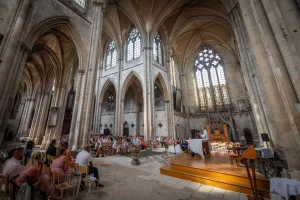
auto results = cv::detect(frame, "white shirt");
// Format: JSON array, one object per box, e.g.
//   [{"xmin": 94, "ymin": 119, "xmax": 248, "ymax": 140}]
[
  {"xmin": 2, "ymin": 157, "xmax": 22, "ymax": 179},
  {"xmin": 201, "ymin": 130, "xmax": 209, "ymax": 140},
  {"xmin": 76, "ymin": 150, "xmax": 92, "ymax": 167}
]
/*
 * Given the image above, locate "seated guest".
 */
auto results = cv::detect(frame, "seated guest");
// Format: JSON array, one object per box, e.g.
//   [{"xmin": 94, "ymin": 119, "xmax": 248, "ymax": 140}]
[
  {"xmin": 132, "ymin": 136, "xmax": 138, "ymax": 145},
  {"xmin": 2, "ymin": 147, "xmax": 24, "ymax": 180},
  {"xmin": 46, "ymin": 139, "xmax": 57, "ymax": 157},
  {"xmin": 76, "ymin": 145, "xmax": 103, "ymax": 189},
  {"xmin": 62, "ymin": 142, "xmax": 73, "ymax": 165},
  {"xmin": 141, "ymin": 138, "xmax": 147, "ymax": 150},
  {"xmin": 24, "ymin": 140, "xmax": 34, "ymax": 165},
  {"xmin": 15, "ymin": 152, "xmax": 60, "ymax": 200},
  {"xmin": 51, "ymin": 147, "xmax": 69, "ymax": 182},
  {"xmin": 179, "ymin": 138, "xmax": 188, "ymax": 151},
  {"xmin": 95, "ymin": 137, "xmax": 104, "ymax": 157}
]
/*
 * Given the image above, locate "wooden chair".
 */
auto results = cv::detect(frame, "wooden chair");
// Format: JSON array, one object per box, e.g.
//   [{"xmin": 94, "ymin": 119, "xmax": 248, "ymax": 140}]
[
  {"xmin": 68, "ymin": 162, "xmax": 80, "ymax": 187},
  {"xmin": 43, "ymin": 166, "xmax": 51, "ymax": 176},
  {"xmin": 52, "ymin": 171, "xmax": 75, "ymax": 199},
  {"xmin": 76, "ymin": 166, "xmax": 99, "ymax": 199}
]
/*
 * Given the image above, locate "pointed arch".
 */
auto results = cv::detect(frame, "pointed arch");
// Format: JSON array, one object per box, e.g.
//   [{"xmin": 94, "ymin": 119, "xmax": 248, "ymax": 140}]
[
  {"xmin": 99, "ymin": 79, "xmax": 117, "ymax": 104},
  {"xmin": 121, "ymin": 71, "xmax": 143, "ymax": 100},
  {"xmin": 154, "ymin": 73, "xmax": 169, "ymax": 101},
  {"xmin": 25, "ymin": 16, "xmax": 87, "ymax": 70}
]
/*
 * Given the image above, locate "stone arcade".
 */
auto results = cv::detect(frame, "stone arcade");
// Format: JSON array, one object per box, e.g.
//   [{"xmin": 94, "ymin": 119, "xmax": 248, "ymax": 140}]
[{"xmin": 0, "ymin": 0, "xmax": 300, "ymax": 179}]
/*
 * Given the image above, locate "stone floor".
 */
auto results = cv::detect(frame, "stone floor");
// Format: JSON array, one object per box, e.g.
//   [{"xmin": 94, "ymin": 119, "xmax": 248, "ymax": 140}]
[{"xmin": 74, "ymin": 148, "xmax": 251, "ymax": 200}]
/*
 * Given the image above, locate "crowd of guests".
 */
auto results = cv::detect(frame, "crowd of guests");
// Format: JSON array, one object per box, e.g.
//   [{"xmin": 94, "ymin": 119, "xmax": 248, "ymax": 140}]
[
  {"xmin": 1, "ymin": 139, "xmax": 103, "ymax": 199},
  {"xmin": 89, "ymin": 135, "xmax": 190, "ymax": 155}
]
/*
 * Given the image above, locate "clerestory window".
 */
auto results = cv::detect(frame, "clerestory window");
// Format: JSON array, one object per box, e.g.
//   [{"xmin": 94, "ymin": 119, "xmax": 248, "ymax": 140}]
[
  {"xmin": 194, "ymin": 47, "xmax": 229, "ymax": 110},
  {"xmin": 73, "ymin": 0, "xmax": 86, "ymax": 8},
  {"xmin": 127, "ymin": 28, "xmax": 141, "ymax": 61},
  {"xmin": 105, "ymin": 41, "xmax": 117, "ymax": 69},
  {"xmin": 153, "ymin": 32, "xmax": 163, "ymax": 64}
]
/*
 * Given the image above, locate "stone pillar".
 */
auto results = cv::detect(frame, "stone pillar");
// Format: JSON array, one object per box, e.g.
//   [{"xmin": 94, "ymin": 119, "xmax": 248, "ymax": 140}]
[
  {"xmin": 34, "ymin": 92, "xmax": 51, "ymax": 144},
  {"xmin": 143, "ymin": 41, "xmax": 155, "ymax": 140},
  {"xmin": 229, "ymin": 4, "xmax": 275, "ymax": 146},
  {"xmin": 16, "ymin": 99, "xmax": 30, "ymax": 140},
  {"xmin": 81, "ymin": 0, "xmax": 106, "ymax": 148},
  {"xmin": 28, "ymin": 94, "xmax": 42, "ymax": 140},
  {"xmin": 165, "ymin": 59, "xmax": 176, "ymax": 139},
  {"xmin": 260, "ymin": 0, "xmax": 300, "ymax": 100},
  {"xmin": 0, "ymin": 44, "xmax": 30, "ymax": 144},
  {"xmin": 115, "ymin": 58, "xmax": 123, "ymax": 136},
  {"xmin": 13, "ymin": 98, "xmax": 26, "ymax": 136},
  {"xmin": 180, "ymin": 73, "xmax": 191, "ymax": 137},
  {"xmin": 239, "ymin": 0, "xmax": 300, "ymax": 178},
  {"xmin": 19, "ymin": 99, "xmax": 35, "ymax": 138},
  {"xmin": 69, "ymin": 69, "xmax": 84, "ymax": 150},
  {"xmin": 0, "ymin": 0, "xmax": 32, "ymax": 123}
]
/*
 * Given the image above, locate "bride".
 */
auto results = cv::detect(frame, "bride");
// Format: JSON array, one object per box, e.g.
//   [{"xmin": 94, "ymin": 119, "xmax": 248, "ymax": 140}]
[{"xmin": 167, "ymin": 139, "xmax": 183, "ymax": 154}]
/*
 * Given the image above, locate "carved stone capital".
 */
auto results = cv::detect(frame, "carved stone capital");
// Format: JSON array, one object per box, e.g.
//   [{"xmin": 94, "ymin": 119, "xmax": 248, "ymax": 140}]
[
  {"xmin": 93, "ymin": 0, "xmax": 105, "ymax": 8},
  {"xmin": 20, "ymin": 43, "xmax": 31, "ymax": 53}
]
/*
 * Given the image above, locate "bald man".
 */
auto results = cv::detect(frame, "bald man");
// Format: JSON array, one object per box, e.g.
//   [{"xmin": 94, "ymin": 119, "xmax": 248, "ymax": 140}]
[{"xmin": 76, "ymin": 145, "xmax": 103, "ymax": 188}]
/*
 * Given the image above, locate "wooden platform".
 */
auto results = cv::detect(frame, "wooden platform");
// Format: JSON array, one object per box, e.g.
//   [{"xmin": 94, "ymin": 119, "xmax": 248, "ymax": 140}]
[{"xmin": 160, "ymin": 152, "xmax": 270, "ymax": 198}]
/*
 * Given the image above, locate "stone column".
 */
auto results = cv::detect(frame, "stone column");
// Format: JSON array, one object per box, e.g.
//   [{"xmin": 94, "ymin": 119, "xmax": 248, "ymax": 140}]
[
  {"xmin": 115, "ymin": 57, "xmax": 123, "ymax": 136},
  {"xmin": 16, "ymin": 99, "xmax": 30, "ymax": 139},
  {"xmin": 69, "ymin": 69, "xmax": 84, "ymax": 150},
  {"xmin": 81, "ymin": 0, "xmax": 106, "ymax": 148},
  {"xmin": 0, "ymin": 0, "xmax": 32, "ymax": 123},
  {"xmin": 229, "ymin": 5, "xmax": 275, "ymax": 146},
  {"xmin": 165, "ymin": 59, "xmax": 176, "ymax": 139},
  {"xmin": 28, "ymin": 94, "xmax": 42, "ymax": 140},
  {"xmin": 180, "ymin": 73, "xmax": 191, "ymax": 137},
  {"xmin": 239, "ymin": 0, "xmax": 300, "ymax": 178},
  {"xmin": 0, "ymin": 44, "xmax": 30, "ymax": 144},
  {"xmin": 19, "ymin": 99, "xmax": 35, "ymax": 138},
  {"xmin": 34, "ymin": 92, "xmax": 51, "ymax": 144},
  {"xmin": 143, "ymin": 40, "xmax": 155, "ymax": 140},
  {"xmin": 13, "ymin": 98, "xmax": 26, "ymax": 136},
  {"xmin": 260, "ymin": 0, "xmax": 300, "ymax": 100},
  {"xmin": 164, "ymin": 100, "xmax": 172, "ymax": 138}
]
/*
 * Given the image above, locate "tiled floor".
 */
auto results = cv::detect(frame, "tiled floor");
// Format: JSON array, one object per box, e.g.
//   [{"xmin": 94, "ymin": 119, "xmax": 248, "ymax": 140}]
[{"xmin": 73, "ymin": 149, "xmax": 254, "ymax": 200}]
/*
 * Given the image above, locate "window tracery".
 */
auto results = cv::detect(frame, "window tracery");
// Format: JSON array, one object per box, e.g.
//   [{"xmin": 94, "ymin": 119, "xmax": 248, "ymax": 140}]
[
  {"xmin": 105, "ymin": 41, "xmax": 117, "ymax": 69},
  {"xmin": 127, "ymin": 28, "xmax": 141, "ymax": 61},
  {"xmin": 153, "ymin": 33, "xmax": 163, "ymax": 64},
  {"xmin": 73, "ymin": 0, "xmax": 85, "ymax": 8},
  {"xmin": 194, "ymin": 47, "xmax": 229, "ymax": 110}
]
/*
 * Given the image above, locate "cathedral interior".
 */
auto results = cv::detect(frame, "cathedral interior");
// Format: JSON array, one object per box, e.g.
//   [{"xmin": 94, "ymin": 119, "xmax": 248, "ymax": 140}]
[{"xmin": 1, "ymin": 0, "xmax": 300, "ymax": 184}]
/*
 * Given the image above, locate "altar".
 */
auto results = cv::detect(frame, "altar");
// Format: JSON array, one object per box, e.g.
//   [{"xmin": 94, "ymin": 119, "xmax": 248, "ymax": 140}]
[{"xmin": 189, "ymin": 139, "xmax": 210, "ymax": 157}]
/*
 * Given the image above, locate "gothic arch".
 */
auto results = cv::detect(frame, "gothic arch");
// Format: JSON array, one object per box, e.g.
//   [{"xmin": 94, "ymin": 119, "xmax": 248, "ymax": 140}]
[
  {"xmin": 99, "ymin": 79, "xmax": 117, "ymax": 104},
  {"xmin": 121, "ymin": 71, "xmax": 144, "ymax": 100},
  {"xmin": 154, "ymin": 73, "xmax": 169, "ymax": 101},
  {"xmin": 24, "ymin": 16, "xmax": 87, "ymax": 70}
]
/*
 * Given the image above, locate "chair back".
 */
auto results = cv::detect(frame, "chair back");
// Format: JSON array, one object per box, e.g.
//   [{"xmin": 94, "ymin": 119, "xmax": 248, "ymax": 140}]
[
  {"xmin": 52, "ymin": 171, "xmax": 61, "ymax": 184},
  {"xmin": 44, "ymin": 166, "xmax": 51, "ymax": 176},
  {"xmin": 79, "ymin": 166, "xmax": 88, "ymax": 182}
]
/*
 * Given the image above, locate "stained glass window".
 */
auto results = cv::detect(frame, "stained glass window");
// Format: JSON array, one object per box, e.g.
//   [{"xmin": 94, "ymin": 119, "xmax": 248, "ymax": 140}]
[
  {"xmin": 170, "ymin": 54, "xmax": 177, "ymax": 88},
  {"xmin": 73, "ymin": 0, "xmax": 85, "ymax": 8},
  {"xmin": 127, "ymin": 28, "xmax": 141, "ymax": 61},
  {"xmin": 105, "ymin": 41, "xmax": 117, "ymax": 69},
  {"xmin": 194, "ymin": 47, "xmax": 230, "ymax": 110},
  {"xmin": 153, "ymin": 32, "xmax": 163, "ymax": 64}
]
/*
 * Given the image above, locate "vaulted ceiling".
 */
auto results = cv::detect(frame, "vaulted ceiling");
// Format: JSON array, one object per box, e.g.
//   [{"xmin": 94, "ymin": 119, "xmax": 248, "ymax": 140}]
[
  {"xmin": 20, "ymin": 25, "xmax": 77, "ymax": 98},
  {"xmin": 102, "ymin": 0, "xmax": 236, "ymax": 70}
]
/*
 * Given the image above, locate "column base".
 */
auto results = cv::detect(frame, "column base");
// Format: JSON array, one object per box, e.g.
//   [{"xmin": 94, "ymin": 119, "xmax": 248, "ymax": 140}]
[
  {"xmin": 72, "ymin": 145, "xmax": 79, "ymax": 151},
  {"xmin": 34, "ymin": 137, "xmax": 41, "ymax": 145},
  {"xmin": 40, "ymin": 140, "xmax": 46, "ymax": 149}
]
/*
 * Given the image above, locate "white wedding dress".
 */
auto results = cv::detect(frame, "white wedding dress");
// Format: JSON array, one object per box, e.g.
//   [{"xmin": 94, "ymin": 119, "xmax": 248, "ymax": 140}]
[{"xmin": 168, "ymin": 144, "xmax": 183, "ymax": 154}]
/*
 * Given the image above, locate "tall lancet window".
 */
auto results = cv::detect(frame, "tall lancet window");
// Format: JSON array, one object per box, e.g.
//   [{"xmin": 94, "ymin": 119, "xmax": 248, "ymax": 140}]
[
  {"xmin": 105, "ymin": 41, "xmax": 117, "ymax": 69},
  {"xmin": 170, "ymin": 54, "xmax": 177, "ymax": 88},
  {"xmin": 127, "ymin": 28, "xmax": 141, "ymax": 61},
  {"xmin": 153, "ymin": 32, "xmax": 163, "ymax": 64},
  {"xmin": 195, "ymin": 47, "xmax": 229, "ymax": 110}
]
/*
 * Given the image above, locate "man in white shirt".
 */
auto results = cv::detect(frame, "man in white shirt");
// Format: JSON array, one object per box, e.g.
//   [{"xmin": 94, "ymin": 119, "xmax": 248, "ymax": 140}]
[
  {"xmin": 132, "ymin": 136, "xmax": 138, "ymax": 145},
  {"xmin": 201, "ymin": 127, "xmax": 209, "ymax": 140},
  {"xmin": 76, "ymin": 146, "xmax": 103, "ymax": 188},
  {"xmin": 2, "ymin": 147, "xmax": 24, "ymax": 179}
]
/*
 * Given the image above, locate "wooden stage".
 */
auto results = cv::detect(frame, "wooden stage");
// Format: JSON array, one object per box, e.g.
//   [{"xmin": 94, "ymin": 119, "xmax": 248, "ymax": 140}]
[{"xmin": 160, "ymin": 152, "xmax": 270, "ymax": 198}]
